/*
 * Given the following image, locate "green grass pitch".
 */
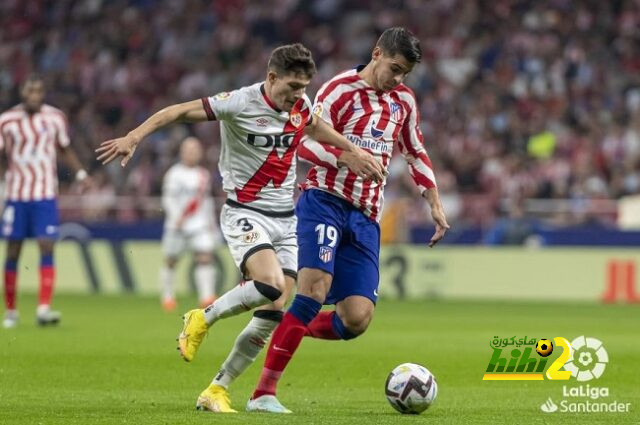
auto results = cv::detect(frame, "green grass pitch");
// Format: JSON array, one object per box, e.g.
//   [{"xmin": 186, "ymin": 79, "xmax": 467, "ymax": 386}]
[{"xmin": 1, "ymin": 295, "xmax": 638, "ymax": 424}]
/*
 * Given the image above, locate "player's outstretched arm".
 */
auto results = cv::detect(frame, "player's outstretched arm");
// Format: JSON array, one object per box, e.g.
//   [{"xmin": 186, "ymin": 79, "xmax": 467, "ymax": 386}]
[
  {"xmin": 304, "ymin": 117, "xmax": 385, "ymax": 182},
  {"xmin": 423, "ymin": 188, "xmax": 449, "ymax": 247},
  {"xmin": 96, "ymin": 99, "xmax": 208, "ymax": 167}
]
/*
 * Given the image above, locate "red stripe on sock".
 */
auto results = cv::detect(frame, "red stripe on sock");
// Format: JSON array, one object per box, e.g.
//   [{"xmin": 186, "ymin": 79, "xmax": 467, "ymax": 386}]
[
  {"xmin": 252, "ymin": 312, "xmax": 307, "ymax": 399},
  {"xmin": 305, "ymin": 311, "xmax": 340, "ymax": 340},
  {"xmin": 4, "ymin": 269, "xmax": 17, "ymax": 310},
  {"xmin": 38, "ymin": 266, "xmax": 55, "ymax": 306}
]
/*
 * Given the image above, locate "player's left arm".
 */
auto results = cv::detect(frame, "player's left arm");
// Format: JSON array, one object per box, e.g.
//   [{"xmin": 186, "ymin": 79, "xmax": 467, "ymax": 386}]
[
  {"xmin": 55, "ymin": 112, "xmax": 92, "ymax": 191},
  {"xmin": 397, "ymin": 91, "xmax": 449, "ymax": 247},
  {"xmin": 304, "ymin": 117, "xmax": 385, "ymax": 182}
]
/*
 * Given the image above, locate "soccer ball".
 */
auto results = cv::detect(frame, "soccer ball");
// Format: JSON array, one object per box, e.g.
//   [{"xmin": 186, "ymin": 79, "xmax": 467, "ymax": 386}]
[
  {"xmin": 385, "ymin": 363, "xmax": 437, "ymax": 414},
  {"xmin": 536, "ymin": 339, "xmax": 554, "ymax": 357}
]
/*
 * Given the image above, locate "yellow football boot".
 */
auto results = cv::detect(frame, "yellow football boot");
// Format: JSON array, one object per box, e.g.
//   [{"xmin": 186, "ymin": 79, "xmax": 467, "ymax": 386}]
[
  {"xmin": 177, "ymin": 309, "xmax": 208, "ymax": 362},
  {"xmin": 196, "ymin": 384, "xmax": 237, "ymax": 413}
]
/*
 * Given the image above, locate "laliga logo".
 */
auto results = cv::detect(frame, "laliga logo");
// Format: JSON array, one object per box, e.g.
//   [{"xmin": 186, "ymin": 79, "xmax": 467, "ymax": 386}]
[{"xmin": 563, "ymin": 336, "xmax": 608, "ymax": 381}]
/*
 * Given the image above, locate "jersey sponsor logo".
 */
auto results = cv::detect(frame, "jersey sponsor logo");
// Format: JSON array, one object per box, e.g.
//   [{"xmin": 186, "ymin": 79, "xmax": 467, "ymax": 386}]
[
  {"xmin": 246, "ymin": 133, "xmax": 295, "ymax": 148},
  {"xmin": 289, "ymin": 112, "xmax": 302, "ymax": 128},
  {"xmin": 213, "ymin": 91, "xmax": 232, "ymax": 101},
  {"xmin": 256, "ymin": 118, "xmax": 269, "ymax": 127},
  {"xmin": 346, "ymin": 134, "xmax": 391, "ymax": 154},
  {"xmin": 312, "ymin": 103, "xmax": 323, "ymax": 117},
  {"xmin": 319, "ymin": 246, "xmax": 333, "ymax": 263}
]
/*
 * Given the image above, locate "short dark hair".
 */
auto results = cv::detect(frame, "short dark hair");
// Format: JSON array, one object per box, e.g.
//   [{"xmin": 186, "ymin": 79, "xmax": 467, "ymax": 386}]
[
  {"xmin": 268, "ymin": 43, "xmax": 316, "ymax": 79},
  {"xmin": 21, "ymin": 73, "xmax": 45, "ymax": 89},
  {"xmin": 375, "ymin": 27, "xmax": 422, "ymax": 64}
]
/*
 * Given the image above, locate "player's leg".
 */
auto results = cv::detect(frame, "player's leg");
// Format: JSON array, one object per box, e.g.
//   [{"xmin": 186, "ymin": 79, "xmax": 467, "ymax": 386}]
[
  {"xmin": 307, "ymin": 208, "xmax": 381, "ymax": 340},
  {"xmin": 190, "ymin": 230, "xmax": 217, "ymax": 307},
  {"xmin": 178, "ymin": 207, "xmax": 284, "ymax": 362},
  {"xmin": 2, "ymin": 201, "xmax": 26, "ymax": 328},
  {"xmin": 250, "ymin": 190, "xmax": 345, "ymax": 412},
  {"xmin": 198, "ymin": 275, "xmax": 295, "ymax": 413},
  {"xmin": 197, "ymin": 215, "xmax": 297, "ymax": 413},
  {"xmin": 35, "ymin": 238, "xmax": 61, "ymax": 326},
  {"xmin": 160, "ymin": 256, "xmax": 179, "ymax": 311},
  {"xmin": 3, "ymin": 240, "xmax": 23, "ymax": 328},
  {"xmin": 32, "ymin": 199, "xmax": 61, "ymax": 326},
  {"xmin": 160, "ymin": 230, "xmax": 184, "ymax": 311},
  {"xmin": 193, "ymin": 251, "xmax": 216, "ymax": 307},
  {"xmin": 201, "ymin": 248, "xmax": 284, "ymax": 325}
]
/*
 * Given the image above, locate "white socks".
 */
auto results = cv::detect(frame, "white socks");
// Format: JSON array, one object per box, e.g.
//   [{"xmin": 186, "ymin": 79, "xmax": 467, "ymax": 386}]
[
  {"xmin": 159, "ymin": 266, "xmax": 176, "ymax": 301},
  {"xmin": 203, "ymin": 280, "xmax": 281, "ymax": 325},
  {"xmin": 195, "ymin": 264, "xmax": 216, "ymax": 304},
  {"xmin": 212, "ymin": 311, "xmax": 283, "ymax": 388}
]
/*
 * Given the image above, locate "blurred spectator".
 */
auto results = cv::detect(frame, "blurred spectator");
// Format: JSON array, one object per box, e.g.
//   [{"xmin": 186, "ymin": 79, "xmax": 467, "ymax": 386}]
[{"xmin": 1, "ymin": 0, "xmax": 639, "ymax": 236}]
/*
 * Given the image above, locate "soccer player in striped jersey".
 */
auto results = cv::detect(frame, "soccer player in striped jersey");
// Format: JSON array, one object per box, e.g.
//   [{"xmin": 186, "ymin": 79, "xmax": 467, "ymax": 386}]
[
  {"xmin": 97, "ymin": 43, "xmax": 383, "ymax": 413},
  {"xmin": 249, "ymin": 28, "xmax": 450, "ymax": 413},
  {"xmin": 1, "ymin": 74, "xmax": 91, "ymax": 328}
]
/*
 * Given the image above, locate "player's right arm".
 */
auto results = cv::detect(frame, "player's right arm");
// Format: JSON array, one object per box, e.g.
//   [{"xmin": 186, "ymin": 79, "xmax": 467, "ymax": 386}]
[{"xmin": 96, "ymin": 99, "xmax": 208, "ymax": 167}]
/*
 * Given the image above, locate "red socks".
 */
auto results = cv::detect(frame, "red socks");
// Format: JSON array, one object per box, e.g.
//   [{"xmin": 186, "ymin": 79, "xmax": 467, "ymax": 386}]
[
  {"xmin": 252, "ymin": 312, "xmax": 308, "ymax": 399},
  {"xmin": 38, "ymin": 266, "xmax": 55, "ymax": 306},
  {"xmin": 305, "ymin": 311, "xmax": 340, "ymax": 340},
  {"xmin": 4, "ymin": 268, "xmax": 17, "ymax": 310}
]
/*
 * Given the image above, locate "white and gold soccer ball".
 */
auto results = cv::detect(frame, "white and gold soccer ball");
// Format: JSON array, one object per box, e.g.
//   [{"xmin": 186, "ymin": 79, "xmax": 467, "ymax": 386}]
[{"xmin": 385, "ymin": 363, "xmax": 437, "ymax": 414}]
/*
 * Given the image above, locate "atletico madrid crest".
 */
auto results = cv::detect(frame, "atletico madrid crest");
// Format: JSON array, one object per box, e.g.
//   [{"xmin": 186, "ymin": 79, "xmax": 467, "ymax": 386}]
[
  {"xmin": 319, "ymin": 246, "xmax": 333, "ymax": 263},
  {"xmin": 390, "ymin": 102, "xmax": 402, "ymax": 122}
]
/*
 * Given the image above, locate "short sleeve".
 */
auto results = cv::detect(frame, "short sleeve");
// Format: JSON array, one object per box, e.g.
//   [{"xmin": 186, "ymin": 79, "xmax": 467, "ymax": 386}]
[{"xmin": 201, "ymin": 89, "xmax": 247, "ymax": 122}]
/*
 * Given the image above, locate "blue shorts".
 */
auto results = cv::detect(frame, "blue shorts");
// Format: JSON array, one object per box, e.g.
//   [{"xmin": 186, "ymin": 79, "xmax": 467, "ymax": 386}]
[
  {"xmin": 296, "ymin": 189, "xmax": 380, "ymax": 305},
  {"xmin": 1, "ymin": 200, "xmax": 59, "ymax": 240}
]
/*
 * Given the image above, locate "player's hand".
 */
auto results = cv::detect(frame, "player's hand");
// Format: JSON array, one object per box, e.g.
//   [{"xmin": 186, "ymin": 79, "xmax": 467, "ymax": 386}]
[
  {"xmin": 428, "ymin": 204, "xmax": 449, "ymax": 248},
  {"xmin": 96, "ymin": 134, "xmax": 140, "ymax": 167},
  {"xmin": 338, "ymin": 148, "xmax": 386, "ymax": 182},
  {"xmin": 75, "ymin": 175, "xmax": 94, "ymax": 194}
]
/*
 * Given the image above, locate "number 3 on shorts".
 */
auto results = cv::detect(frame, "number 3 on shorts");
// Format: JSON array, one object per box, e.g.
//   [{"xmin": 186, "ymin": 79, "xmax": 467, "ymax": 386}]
[
  {"xmin": 237, "ymin": 218, "xmax": 254, "ymax": 232},
  {"xmin": 315, "ymin": 223, "xmax": 338, "ymax": 247}
]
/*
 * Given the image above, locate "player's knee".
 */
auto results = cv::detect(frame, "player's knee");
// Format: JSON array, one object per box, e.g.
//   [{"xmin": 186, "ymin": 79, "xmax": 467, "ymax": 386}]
[
  {"xmin": 165, "ymin": 257, "xmax": 178, "ymax": 268},
  {"xmin": 342, "ymin": 315, "xmax": 371, "ymax": 337},
  {"xmin": 194, "ymin": 253, "xmax": 213, "ymax": 265},
  {"xmin": 297, "ymin": 269, "xmax": 331, "ymax": 303}
]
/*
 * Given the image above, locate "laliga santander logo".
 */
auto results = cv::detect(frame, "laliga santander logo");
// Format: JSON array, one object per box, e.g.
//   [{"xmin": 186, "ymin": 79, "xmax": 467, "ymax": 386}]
[{"xmin": 563, "ymin": 336, "xmax": 608, "ymax": 381}]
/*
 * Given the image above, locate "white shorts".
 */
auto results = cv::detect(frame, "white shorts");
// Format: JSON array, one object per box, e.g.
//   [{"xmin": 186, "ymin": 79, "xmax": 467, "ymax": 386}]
[
  {"xmin": 220, "ymin": 203, "xmax": 297, "ymax": 279},
  {"xmin": 162, "ymin": 228, "xmax": 216, "ymax": 258}
]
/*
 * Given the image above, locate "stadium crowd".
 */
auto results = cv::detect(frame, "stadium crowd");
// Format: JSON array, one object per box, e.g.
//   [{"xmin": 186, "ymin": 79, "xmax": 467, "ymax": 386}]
[{"xmin": 1, "ymin": 0, "xmax": 639, "ymax": 236}]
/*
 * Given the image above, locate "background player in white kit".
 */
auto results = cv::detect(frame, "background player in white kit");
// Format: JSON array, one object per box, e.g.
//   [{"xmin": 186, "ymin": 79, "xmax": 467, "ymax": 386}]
[
  {"xmin": 97, "ymin": 43, "xmax": 384, "ymax": 413},
  {"xmin": 160, "ymin": 137, "xmax": 218, "ymax": 312}
]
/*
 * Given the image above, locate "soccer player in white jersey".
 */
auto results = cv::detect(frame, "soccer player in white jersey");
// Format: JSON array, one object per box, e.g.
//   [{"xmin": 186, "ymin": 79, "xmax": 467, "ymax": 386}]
[
  {"xmin": 160, "ymin": 137, "xmax": 218, "ymax": 311},
  {"xmin": 248, "ymin": 27, "xmax": 450, "ymax": 413},
  {"xmin": 97, "ymin": 43, "xmax": 384, "ymax": 413},
  {"xmin": 0, "ymin": 74, "xmax": 91, "ymax": 328}
]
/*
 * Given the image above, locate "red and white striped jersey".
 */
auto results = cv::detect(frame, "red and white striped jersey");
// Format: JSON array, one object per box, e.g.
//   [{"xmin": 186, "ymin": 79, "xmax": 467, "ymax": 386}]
[
  {"xmin": 0, "ymin": 104, "xmax": 70, "ymax": 202},
  {"xmin": 202, "ymin": 82, "xmax": 312, "ymax": 214},
  {"xmin": 299, "ymin": 68, "xmax": 436, "ymax": 221}
]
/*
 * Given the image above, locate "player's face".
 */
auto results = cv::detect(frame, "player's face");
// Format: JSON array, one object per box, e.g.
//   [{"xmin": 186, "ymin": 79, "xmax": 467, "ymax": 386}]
[
  {"xmin": 180, "ymin": 138, "xmax": 203, "ymax": 167},
  {"xmin": 21, "ymin": 80, "xmax": 45, "ymax": 112},
  {"xmin": 268, "ymin": 71, "xmax": 311, "ymax": 112},
  {"xmin": 370, "ymin": 47, "xmax": 414, "ymax": 92}
]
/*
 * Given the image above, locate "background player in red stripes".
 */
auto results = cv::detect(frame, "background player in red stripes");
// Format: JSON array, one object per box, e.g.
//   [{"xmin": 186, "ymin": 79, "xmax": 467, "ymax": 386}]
[
  {"xmin": 1, "ymin": 74, "xmax": 91, "ymax": 328},
  {"xmin": 248, "ymin": 27, "xmax": 450, "ymax": 413}
]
